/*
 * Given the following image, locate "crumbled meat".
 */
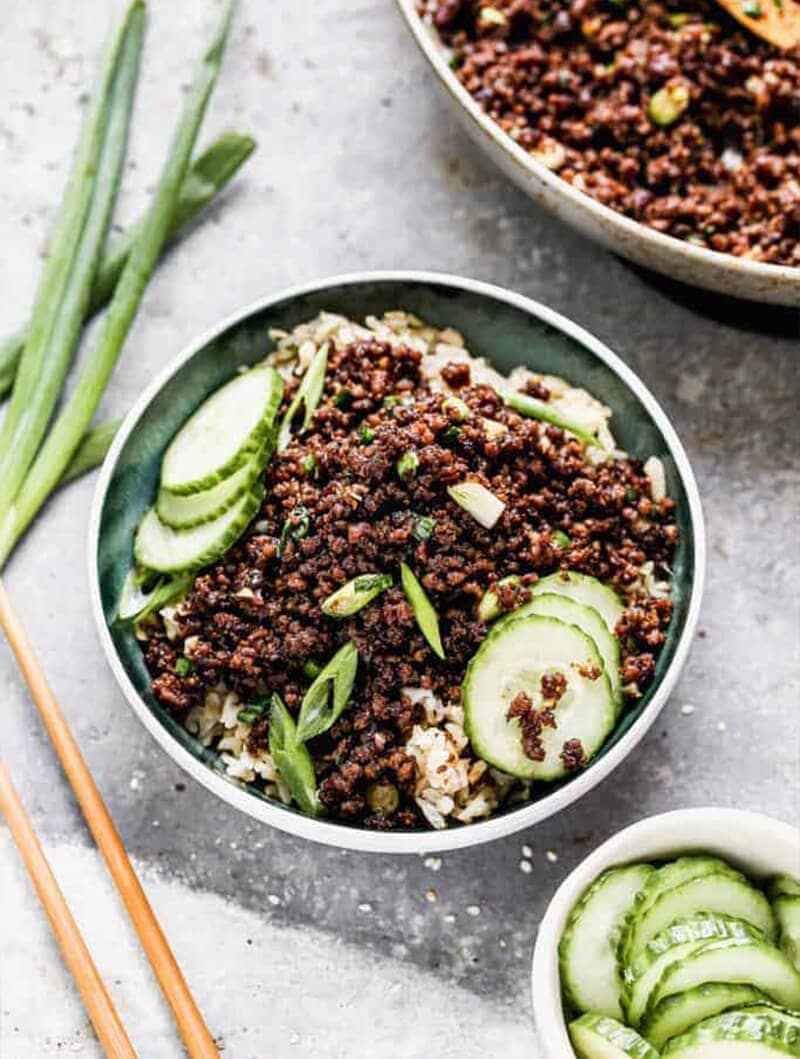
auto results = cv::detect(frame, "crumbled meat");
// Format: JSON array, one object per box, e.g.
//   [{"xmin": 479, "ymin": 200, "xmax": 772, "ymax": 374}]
[
  {"xmin": 507, "ymin": 691, "xmax": 557, "ymax": 761},
  {"xmin": 540, "ymin": 671, "xmax": 568, "ymax": 703},
  {"xmin": 144, "ymin": 336, "xmax": 678, "ymax": 827},
  {"xmin": 426, "ymin": 0, "xmax": 800, "ymax": 266},
  {"xmin": 560, "ymin": 738, "xmax": 588, "ymax": 771}
]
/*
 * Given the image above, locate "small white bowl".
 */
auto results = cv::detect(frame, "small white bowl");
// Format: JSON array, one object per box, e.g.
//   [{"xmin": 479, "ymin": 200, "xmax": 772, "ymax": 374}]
[{"xmin": 531, "ymin": 807, "xmax": 800, "ymax": 1058}]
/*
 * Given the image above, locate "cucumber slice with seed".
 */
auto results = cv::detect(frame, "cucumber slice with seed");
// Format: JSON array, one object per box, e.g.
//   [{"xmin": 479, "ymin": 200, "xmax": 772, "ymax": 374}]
[
  {"xmin": 156, "ymin": 449, "xmax": 266, "ymax": 529},
  {"xmin": 662, "ymin": 1009, "xmax": 800, "ymax": 1057},
  {"xmin": 135, "ymin": 485, "xmax": 264, "ymax": 573},
  {"xmin": 624, "ymin": 915, "xmax": 764, "ymax": 1026},
  {"xmin": 774, "ymin": 895, "xmax": 800, "ymax": 970},
  {"xmin": 160, "ymin": 366, "xmax": 283, "ymax": 495},
  {"xmin": 569, "ymin": 1014, "xmax": 660, "ymax": 1059},
  {"xmin": 502, "ymin": 592, "xmax": 622, "ymax": 710},
  {"xmin": 463, "ymin": 614, "xmax": 615, "ymax": 781},
  {"xmin": 649, "ymin": 936, "xmax": 800, "ymax": 1015},
  {"xmin": 643, "ymin": 983, "xmax": 769, "ymax": 1049},
  {"xmin": 560, "ymin": 863, "xmax": 654, "ymax": 1018},
  {"xmin": 532, "ymin": 571, "xmax": 624, "ymax": 634}
]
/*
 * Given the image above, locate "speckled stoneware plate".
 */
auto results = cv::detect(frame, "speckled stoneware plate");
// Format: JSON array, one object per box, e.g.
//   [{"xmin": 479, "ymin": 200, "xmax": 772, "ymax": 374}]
[
  {"xmin": 396, "ymin": 1, "xmax": 800, "ymax": 308},
  {"xmin": 89, "ymin": 272, "xmax": 706, "ymax": 854}
]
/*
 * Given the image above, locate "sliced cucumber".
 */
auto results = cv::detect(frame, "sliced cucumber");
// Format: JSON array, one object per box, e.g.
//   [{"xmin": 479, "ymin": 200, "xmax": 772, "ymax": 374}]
[
  {"xmin": 740, "ymin": 1005, "xmax": 800, "ymax": 1030},
  {"xmin": 501, "ymin": 592, "xmax": 622, "ymax": 709},
  {"xmin": 569, "ymin": 1014, "xmax": 660, "ymax": 1059},
  {"xmin": 769, "ymin": 876, "xmax": 800, "ymax": 901},
  {"xmin": 649, "ymin": 936, "xmax": 800, "ymax": 1015},
  {"xmin": 643, "ymin": 983, "xmax": 769, "ymax": 1049},
  {"xmin": 662, "ymin": 1010, "xmax": 800, "ymax": 1057},
  {"xmin": 774, "ymin": 895, "xmax": 800, "ymax": 970},
  {"xmin": 156, "ymin": 449, "xmax": 266, "ymax": 529},
  {"xmin": 624, "ymin": 915, "xmax": 764, "ymax": 1026},
  {"xmin": 532, "ymin": 571, "xmax": 624, "ymax": 635},
  {"xmin": 160, "ymin": 366, "xmax": 283, "ymax": 495},
  {"xmin": 560, "ymin": 863, "xmax": 654, "ymax": 1018},
  {"xmin": 135, "ymin": 485, "xmax": 263, "ymax": 573},
  {"xmin": 621, "ymin": 871, "xmax": 774, "ymax": 965},
  {"xmin": 463, "ymin": 614, "xmax": 615, "ymax": 781}
]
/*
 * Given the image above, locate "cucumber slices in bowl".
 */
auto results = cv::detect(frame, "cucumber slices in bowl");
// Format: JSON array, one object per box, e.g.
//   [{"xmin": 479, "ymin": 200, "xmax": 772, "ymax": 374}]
[
  {"xmin": 561, "ymin": 858, "xmax": 800, "ymax": 1058},
  {"xmin": 129, "ymin": 364, "xmax": 283, "ymax": 581}
]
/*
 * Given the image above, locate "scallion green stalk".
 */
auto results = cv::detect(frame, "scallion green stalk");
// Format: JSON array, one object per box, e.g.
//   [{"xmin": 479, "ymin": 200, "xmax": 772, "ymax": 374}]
[
  {"xmin": 0, "ymin": 2, "xmax": 146, "ymax": 514},
  {"xmin": 400, "ymin": 562, "xmax": 445, "ymax": 659},
  {"xmin": 0, "ymin": 131, "xmax": 256, "ymax": 401},
  {"xmin": 0, "ymin": 2, "xmax": 235, "ymax": 569},
  {"xmin": 59, "ymin": 419, "xmax": 121, "ymax": 487}
]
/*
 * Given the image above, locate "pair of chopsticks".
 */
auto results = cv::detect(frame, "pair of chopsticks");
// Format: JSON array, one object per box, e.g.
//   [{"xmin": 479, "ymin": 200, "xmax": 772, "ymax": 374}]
[{"xmin": 0, "ymin": 579, "xmax": 219, "ymax": 1057}]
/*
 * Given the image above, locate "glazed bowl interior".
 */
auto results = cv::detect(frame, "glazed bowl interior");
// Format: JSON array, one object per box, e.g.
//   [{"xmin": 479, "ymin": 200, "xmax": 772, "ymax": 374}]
[
  {"xmin": 531, "ymin": 808, "xmax": 800, "ymax": 1058},
  {"xmin": 90, "ymin": 271, "xmax": 704, "ymax": 853}
]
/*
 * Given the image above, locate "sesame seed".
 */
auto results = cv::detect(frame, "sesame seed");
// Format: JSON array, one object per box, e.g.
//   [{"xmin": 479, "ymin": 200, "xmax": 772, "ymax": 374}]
[
  {"xmin": 358, "ymin": 902, "xmax": 373, "ymax": 913},
  {"xmin": 424, "ymin": 856, "xmax": 442, "ymax": 871},
  {"xmin": 522, "ymin": 844, "xmax": 533, "ymax": 859},
  {"xmin": 546, "ymin": 850, "xmax": 558, "ymax": 863},
  {"xmin": 716, "ymin": 720, "xmax": 727, "ymax": 732},
  {"xmin": 443, "ymin": 913, "xmax": 456, "ymax": 924},
  {"xmin": 267, "ymin": 894, "xmax": 281, "ymax": 906},
  {"xmin": 520, "ymin": 860, "xmax": 532, "ymax": 874},
  {"xmin": 466, "ymin": 904, "xmax": 481, "ymax": 916},
  {"xmin": 680, "ymin": 704, "xmax": 695, "ymax": 716},
  {"xmin": 425, "ymin": 889, "xmax": 438, "ymax": 902}
]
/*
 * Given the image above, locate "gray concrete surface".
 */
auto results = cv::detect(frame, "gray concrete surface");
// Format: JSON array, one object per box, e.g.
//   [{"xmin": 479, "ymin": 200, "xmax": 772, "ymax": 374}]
[{"xmin": 0, "ymin": 1, "xmax": 798, "ymax": 1055}]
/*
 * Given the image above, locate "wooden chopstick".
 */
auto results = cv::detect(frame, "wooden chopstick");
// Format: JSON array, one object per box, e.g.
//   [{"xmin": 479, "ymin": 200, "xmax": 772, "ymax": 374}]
[
  {"xmin": 0, "ymin": 758, "xmax": 137, "ymax": 1058},
  {"xmin": 0, "ymin": 579, "xmax": 219, "ymax": 1059}
]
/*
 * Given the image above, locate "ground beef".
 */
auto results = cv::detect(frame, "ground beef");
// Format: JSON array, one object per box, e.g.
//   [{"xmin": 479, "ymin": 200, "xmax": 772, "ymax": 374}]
[
  {"xmin": 144, "ymin": 337, "xmax": 677, "ymax": 828},
  {"xmin": 425, "ymin": 0, "xmax": 800, "ymax": 265}
]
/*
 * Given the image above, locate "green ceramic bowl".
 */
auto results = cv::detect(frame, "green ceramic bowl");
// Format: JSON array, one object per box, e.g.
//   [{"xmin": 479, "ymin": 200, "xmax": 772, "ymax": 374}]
[{"xmin": 89, "ymin": 272, "xmax": 705, "ymax": 854}]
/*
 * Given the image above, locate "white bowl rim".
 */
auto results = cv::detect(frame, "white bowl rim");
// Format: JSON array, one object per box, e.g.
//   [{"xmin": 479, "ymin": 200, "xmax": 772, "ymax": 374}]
[
  {"xmin": 395, "ymin": 0, "xmax": 799, "ymax": 293},
  {"xmin": 531, "ymin": 807, "xmax": 800, "ymax": 1057},
  {"xmin": 88, "ymin": 269, "xmax": 706, "ymax": 854}
]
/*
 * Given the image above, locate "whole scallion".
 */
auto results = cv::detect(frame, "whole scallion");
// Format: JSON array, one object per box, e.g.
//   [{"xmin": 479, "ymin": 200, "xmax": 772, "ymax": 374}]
[
  {"xmin": 0, "ymin": 131, "xmax": 256, "ymax": 401},
  {"xmin": 0, "ymin": 2, "xmax": 146, "ymax": 517},
  {"xmin": 58, "ymin": 419, "xmax": 121, "ymax": 488},
  {"xmin": 400, "ymin": 562, "xmax": 445, "ymax": 659},
  {"xmin": 0, "ymin": 2, "xmax": 235, "ymax": 569}
]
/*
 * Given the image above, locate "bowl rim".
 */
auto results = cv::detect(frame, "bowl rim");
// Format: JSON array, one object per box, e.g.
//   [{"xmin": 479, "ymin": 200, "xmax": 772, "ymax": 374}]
[
  {"xmin": 88, "ymin": 269, "xmax": 706, "ymax": 854},
  {"xmin": 530, "ymin": 807, "xmax": 800, "ymax": 1057},
  {"xmin": 395, "ymin": 0, "xmax": 799, "ymax": 293}
]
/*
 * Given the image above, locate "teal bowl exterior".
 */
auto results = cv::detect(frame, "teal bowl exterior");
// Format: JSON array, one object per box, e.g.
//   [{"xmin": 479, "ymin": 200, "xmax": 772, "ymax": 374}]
[{"xmin": 89, "ymin": 272, "xmax": 705, "ymax": 853}]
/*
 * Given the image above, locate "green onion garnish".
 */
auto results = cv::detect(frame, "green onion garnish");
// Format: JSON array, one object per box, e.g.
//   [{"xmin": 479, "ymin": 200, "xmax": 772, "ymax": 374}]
[
  {"xmin": 442, "ymin": 395, "xmax": 470, "ymax": 421},
  {"xmin": 400, "ymin": 562, "xmax": 445, "ymax": 659},
  {"xmin": 296, "ymin": 641, "xmax": 359, "ymax": 743},
  {"xmin": 302, "ymin": 452, "xmax": 317, "ymax": 475},
  {"xmin": 174, "ymin": 657, "xmax": 194, "ymax": 676},
  {"xmin": 321, "ymin": 573, "xmax": 392, "ymax": 618},
  {"xmin": 358, "ymin": 425, "xmax": 376, "ymax": 443},
  {"xmin": 397, "ymin": 450, "xmax": 420, "ymax": 480},
  {"xmin": 278, "ymin": 504, "xmax": 311, "ymax": 555},
  {"xmin": 303, "ymin": 659, "xmax": 323, "ymax": 679},
  {"xmin": 477, "ymin": 574, "xmax": 522, "ymax": 623},
  {"xmin": 552, "ymin": 529, "xmax": 571, "ymax": 549},
  {"xmin": 501, "ymin": 390, "xmax": 598, "ymax": 447},
  {"xmin": 411, "ymin": 515, "xmax": 436, "ymax": 542},
  {"xmin": 269, "ymin": 694, "xmax": 318, "ymax": 816},
  {"xmin": 277, "ymin": 343, "xmax": 329, "ymax": 452}
]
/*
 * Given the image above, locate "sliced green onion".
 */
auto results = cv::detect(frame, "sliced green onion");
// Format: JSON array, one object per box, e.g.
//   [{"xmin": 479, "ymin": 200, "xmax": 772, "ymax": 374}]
[
  {"xmin": 296, "ymin": 641, "xmax": 359, "ymax": 743},
  {"xmin": 477, "ymin": 574, "xmax": 522, "ymax": 623},
  {"xmin": 277, "ymin": 343, "xmax": 329, "ymax": 451},
  {"xmin": 333, "ymin": 388, "xmax": 353, "ymax": 409},
  {"xmin": 0, "ymin": 3, "xmax": 236, "ymax": 570},
  {"xmin": 174, "ymin": 657, "xmax": 194, "ymax": 676},
  {"xmin": 0, "ymin": 2, "xmax": 145, "ymax": 519},
  {"xmin": 447, "ymin": 481, "xmax": 505, "ymax": 530},
  {"xmin": 0, "ymin": 132, "xmax": 257, "ymax": 402},
  {"xmin": 358, "ymin": 425, "xmax": 376, "ymax": 444},
  {"xmin": 481, "ymin": 417, "xmax": 508, "ymax": 440},
  {"xmin": 648, "ymin": 83, "xmax": 690, "ymax": 127},
  {"xmin": 277, "ymin": 504, "xmax": 311, "ymax": 556},
  {"xmin": 366, "ymin": 782, "xmax": 399, "ymax": 814},
  {"xmin": 501, "ymin": 390, "xmax": 598, "ymax": 446},
  {"xmin": 552, "ymin": 529, "xmax": 571, "ymax": 548},
  {"xmin": 237, "ymin": 708, "xmax": 259, "ymax": 725},
  {"xmin": 269, "ymin": 694, "xmax": 318, "ymax": 816},
  {"xmin": 303, "ymin": 659, "xmax": 323, "ymax": 680},
  {"xmin": 397, "ymin": 450, "xmax": 420, "ymax": 480},
  {"xmin": 383, "ymin": 394, "xmax": 413, "ymax": 412},
  {"xmin": 442, "ymin": 395, "xmax": 470, "ymax": 421},
  {"xmin": 742, "ymin": 0, "xmax": 763, "ymax": 14},
  {"xmin": 116, "ymin": 570, "xmax": 193, "ymax": 624},
  {"xmin": 302, "ymin": 452, "xmax": 317, "ymax": 475},
  {"xmin": 400, "ymin": 562, "xmax": 445, "ymax": 660},
  {"xmin": 411, "ymin": 515, "xmax": 436, "ymax": 542},
  {"xmin": 321, "ymin": 574, "xmax": 392, "ymax": 618},
  {"xmin": 442, "ymin": 426, "xmax": 461, "ymax": 442}
]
